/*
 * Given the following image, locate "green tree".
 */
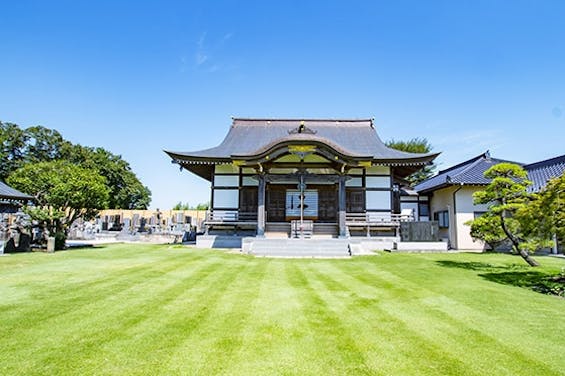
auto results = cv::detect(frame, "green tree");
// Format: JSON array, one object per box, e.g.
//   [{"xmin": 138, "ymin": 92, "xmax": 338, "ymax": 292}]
[
  {"xmin": 470, "ymin": 163, "xmax": 550, "ymax": 266},
  {"xmin": 0, "ymin": 121, "xmax": 29, "ymax": 180},
  {"xmin": 523, "ymin": 174, "xmax": 565, "ymax": 249},
  {"xmin": 0, "ymin": 120, "xmax": 151, "ymax": 209},
  {"xmin": 544, "ymin": 174, "xmax": 565, "ymax": 243},
  {"xmin": 65, "ymin": 145, "xmax": 151, "ymax": 209},
  {"xmin": 7, "ymin": 161, "xmax": 110, "ymax": 249},
  {"xmin": 467, "ymin": 213, "xmax": 506, "ymax": 251},
  {"xmin": 386, "ymin": 138, "xmax": 435, "ymax": 185},
  {"xmin": 195, "ymin": 202, "xmax": 209, "ymax": 210},
  {"xmin": 24, "ymin": 126, "xmax": 70, "ymax": 162},
  {"xmin": 172, "ymin": 201, "xmax": 191, "ymax": 210}
]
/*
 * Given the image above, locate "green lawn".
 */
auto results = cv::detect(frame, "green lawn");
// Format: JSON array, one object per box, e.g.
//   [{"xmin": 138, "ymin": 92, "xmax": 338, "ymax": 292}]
[{"xmin": 1, "ymin": 245, "xmax": 564, "ymax": 375}]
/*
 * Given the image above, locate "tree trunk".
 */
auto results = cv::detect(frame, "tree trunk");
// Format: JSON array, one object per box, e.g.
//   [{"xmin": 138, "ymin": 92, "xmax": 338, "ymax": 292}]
[
  {"xmin": 500, "ymin": 211, "xmax": 539, "ymax": 267},
  {"xmin": 518, "ymin": 248, "xmax": 540, "ymax": 267}
]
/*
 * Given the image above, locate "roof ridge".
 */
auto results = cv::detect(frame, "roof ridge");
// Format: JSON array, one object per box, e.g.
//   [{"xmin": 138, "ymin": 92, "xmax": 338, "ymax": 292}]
[
  {"xmin": 437, "ymin": 152, "xmax": 488, "ymax": 175},
  {"xmin": 232, "ymin": 117, "xmax": 374, "ymax": 123},
  {"xmin": 523, "ymin": 154, "xmax": 565, "ymax": 170},
  {"xmin": 449, "ymin": 154, "xmax": 488, "ymax": 181}
]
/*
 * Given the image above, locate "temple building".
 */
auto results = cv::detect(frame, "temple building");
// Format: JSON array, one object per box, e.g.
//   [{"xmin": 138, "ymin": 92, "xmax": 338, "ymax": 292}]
[{"xmin": 166, "ymin": 118, "xmax": 439, "ymax": 249}]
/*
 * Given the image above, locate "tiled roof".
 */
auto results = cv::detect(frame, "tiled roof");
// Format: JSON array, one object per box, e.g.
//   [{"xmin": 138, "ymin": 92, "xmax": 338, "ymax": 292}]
[
  {"xmin": 0, "ymin": 181, "xmax": 34, "ymax": 201},
  {"xmin": 415, "ymin": 152, "xmax": 565, "ymax": 194},
  {"xmin": 166, "ymin": 118, "xmax": 439, "ymax": 163},
  {"xmin": 524, "ymin": 154, "xmax": 565, "ymax": 192},
  {"xmin": 414, "ymin": 152, "xmax": 520, "ymax": 193}
]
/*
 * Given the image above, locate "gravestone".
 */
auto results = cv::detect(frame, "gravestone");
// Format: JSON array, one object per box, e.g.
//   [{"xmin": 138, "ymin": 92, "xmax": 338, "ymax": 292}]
[
  {"xmin": 123, "ymin": 218, "xmax": 131, "ymax": 232},
  {"xmin": 139, "ymin": 218, "xmax": 147, "ymax": 232}
]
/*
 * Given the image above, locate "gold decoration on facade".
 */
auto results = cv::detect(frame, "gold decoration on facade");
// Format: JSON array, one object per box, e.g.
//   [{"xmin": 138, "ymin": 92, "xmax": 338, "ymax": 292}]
[
  {"xmin": 288, "ymin": 145, "xmax": 316, "ymax": 153},
  {"xmin": 232, "ymin": 160, "xmax": 245, "ymax": 167},
  {"xmin": 358, "ymin": 161, "xmax": 372, "ymax": 167}
]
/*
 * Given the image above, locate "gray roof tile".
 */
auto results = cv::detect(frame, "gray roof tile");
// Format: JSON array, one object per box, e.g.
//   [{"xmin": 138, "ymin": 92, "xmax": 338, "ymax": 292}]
[
  {"xmin": 524, "ymin": 154, "xmax": 565, "ymax": 192},
  {"xmin": 0, "ymin": 181, "xmax": 34, "ymax": 201},
  {"xmin": 166, "ymin": 118, "xmax": 439, "ymax": 163},
  {"xmin": 415, "ymin": 152, "xmax": 520, "ymax": 193},
  {"xmin": 415, "ymin": 152, "xmax": 565, "ymax": 194}
]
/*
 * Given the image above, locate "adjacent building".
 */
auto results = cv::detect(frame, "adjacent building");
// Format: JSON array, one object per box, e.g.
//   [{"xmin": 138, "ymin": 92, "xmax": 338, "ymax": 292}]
[{"xmin": 415, "ymin": 152, "xmax": 565, "ymax": 250}]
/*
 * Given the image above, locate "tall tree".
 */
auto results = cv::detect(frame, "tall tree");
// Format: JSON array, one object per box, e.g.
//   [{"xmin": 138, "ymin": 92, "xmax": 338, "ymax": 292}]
[
  {"xmin": 543, "ymin": 174, "xmax": 565, "ymax": 243},
  {"xmin": 0, "ymin": 121, "xmax": 28, "ymax": 180},
  {"xmin": 386, "ymin": 138, "xmax": 435, "ymax": 185},
  {"xmin": 522, "ymin": 174, "xmax": 565, "ymax": 248},
  {"xmin": 0, "ymin": 121, "xmax": 151, "ymax": 209},
  {"xmin": 24, "ymin": 126, "xmax": 70, "ymax": 162},
  {"xmin": 7, "ymin": 161, "xmax": 110, "ymax": 249},
  {"xmin": 64, "ymin": 145, "xmax": 151, "ymax": 209},
  {"xmin": 470, "ymin": 163, "xmax": 550, "ymax": 266}
]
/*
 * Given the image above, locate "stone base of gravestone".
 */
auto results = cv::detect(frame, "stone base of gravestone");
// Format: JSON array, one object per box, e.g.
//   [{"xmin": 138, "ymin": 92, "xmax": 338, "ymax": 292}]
[
  {"xmin": 47, "ymin": 237, "xmax": 55, "ymax": 253},
  {"xmin": 4, "ymin": 238, "xmax": 16, "ymax": 253},
  {"xmin": 18, "ymin": 234, "xmax": 31, "ymax": 251}
]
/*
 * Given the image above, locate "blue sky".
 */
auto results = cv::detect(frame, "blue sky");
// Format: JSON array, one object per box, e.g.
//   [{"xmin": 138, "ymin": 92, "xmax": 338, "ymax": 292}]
[{"xmin": 1, "ymin": 1, "xmax": 564, "ymax": 209}]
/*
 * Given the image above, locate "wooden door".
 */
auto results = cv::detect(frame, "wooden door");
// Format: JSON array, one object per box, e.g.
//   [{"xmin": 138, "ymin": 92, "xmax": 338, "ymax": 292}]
[
  {"xmin": 318, "ymin": 186, "xmax": 337, "ymax": 222},
  {"xmin": 267, "ymin": 187, "xmax": 286, "ymax": 222},
  {"xmin": 239, "ymin": 187, "xmax": 258, "ymax": 214},
  {"xmin": 346, "ymin": 189, "xmax": 365, "ymax": 213}
]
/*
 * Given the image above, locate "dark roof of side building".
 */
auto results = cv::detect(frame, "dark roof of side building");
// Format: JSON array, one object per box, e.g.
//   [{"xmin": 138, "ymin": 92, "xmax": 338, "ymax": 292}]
[
  {"xmin": 0, "ymin": 181, "xmax": 34, "ymax": 201},
  {"xmin": 415, "ymin": 152, "xmax": 565, "ymax": 194},
  {"xmin": 414, "ymin": 152, "xmax": 520, "ymax": 194},
  {"xmin": 166, "ymin": 118, "xmax": 439, "ymax": 162},
  {"xmin": 523, "ymin": 154, "xmax": 565, "ymax": 192}
]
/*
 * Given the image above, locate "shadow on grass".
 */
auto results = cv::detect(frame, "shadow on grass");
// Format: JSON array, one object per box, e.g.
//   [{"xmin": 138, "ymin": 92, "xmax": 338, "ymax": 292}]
[
  {"xmin": 435, "ymin": 260, "xmax": 527, "ymax": 271},
  {"xmin": 480, "ymin": 271, "xmax": 565, "ymax": 297},
  {"xmin": 436, "ymin": 260, "xmax": 564, "ymax": 297}
]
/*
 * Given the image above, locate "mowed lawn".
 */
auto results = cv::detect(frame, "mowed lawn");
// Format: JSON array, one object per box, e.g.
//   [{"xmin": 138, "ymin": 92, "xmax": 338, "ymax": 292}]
[{"xmin": 1, "ymin": 244, "xmax": 564, "ymax": 375}]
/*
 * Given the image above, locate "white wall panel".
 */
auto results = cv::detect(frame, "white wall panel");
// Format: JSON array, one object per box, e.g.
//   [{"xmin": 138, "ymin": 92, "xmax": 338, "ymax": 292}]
[
  {"xmin": 242, "ymin": 176, "xmax": 258, "ymax": 186},
  {"xmin": 366, "ymin": 176, "xmax": 390, "ymax": 188},
  {"xmin": 213, "ymin": 189, "xmax": 239, "ymax": 208},
  {"xmin": 346, "ymin": 177, "xmax": 363, "ymax": 187},
  {"xmin": 214, "ymin": 175, "xmax": 239, "ymax": 187},
  {"xmin": 366, "ymin": 191, "xmax": 391, "ymax": 210}
]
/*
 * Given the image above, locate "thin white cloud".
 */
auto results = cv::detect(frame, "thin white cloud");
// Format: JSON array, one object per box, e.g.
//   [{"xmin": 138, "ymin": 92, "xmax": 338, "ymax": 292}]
[
  {"xmin": 432, "ymin": 128, "xmax": 507, "ymax": 168},
  {"xmin": 195, "ymin": 51, "xmax": 208, "ymax": 65},
  {"xmin": 197, "ymin": 32, "xmax": 207, "ymax": 48},
  {"xmin": 222, "ymin": 32, "xmax": 233, "ymax": 43},
  {"xmin": 191, "ymin": 31, "xmax": 234, "ymax": 72}
]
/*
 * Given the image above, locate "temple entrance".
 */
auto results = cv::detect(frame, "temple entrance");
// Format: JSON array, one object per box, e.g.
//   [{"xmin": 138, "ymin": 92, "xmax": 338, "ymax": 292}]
[{"xmin": 266, "ymin": 184, "xmax": 338, "ymax": 223}]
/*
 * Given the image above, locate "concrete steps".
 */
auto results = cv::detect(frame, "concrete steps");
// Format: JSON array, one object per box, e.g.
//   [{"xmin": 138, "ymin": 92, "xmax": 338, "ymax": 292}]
[{"xmin": 249, "ymin": 238, "xmax": 351, "ymax": 258}]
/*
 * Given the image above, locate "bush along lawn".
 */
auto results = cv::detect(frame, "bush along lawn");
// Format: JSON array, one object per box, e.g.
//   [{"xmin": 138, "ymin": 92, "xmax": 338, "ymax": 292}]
[{"xmin": 0, "ymin": 244, "xmax": 564, "ymax": 375}]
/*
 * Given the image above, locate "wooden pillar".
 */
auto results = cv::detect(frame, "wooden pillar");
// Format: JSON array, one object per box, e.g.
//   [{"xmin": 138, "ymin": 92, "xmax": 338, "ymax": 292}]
[
  {"xmin": 257, "ymin": 174, "xmax": 266, "ymax": 237},
  {"xmin": 338, "ymin": 175, "xmax": 347, "ymax": 238}
]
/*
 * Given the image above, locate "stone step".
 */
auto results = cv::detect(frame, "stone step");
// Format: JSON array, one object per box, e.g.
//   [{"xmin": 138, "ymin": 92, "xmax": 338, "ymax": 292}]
[{"xmin": 249, "ymin": 239, "xmax": 350, "ymax": 257}]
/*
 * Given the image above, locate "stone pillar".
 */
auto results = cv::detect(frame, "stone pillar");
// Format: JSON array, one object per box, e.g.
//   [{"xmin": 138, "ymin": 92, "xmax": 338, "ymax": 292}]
[
  {"xmin": 47, "ymin": 236, "xmax": 56, "ymax": 253},
  {"xmin": 257, "ymin": 174, "xmax": 266, "ymax": 237},
  {"xmin": 338, "ymin": 175, "xmax": 347, "ymax": 238}
]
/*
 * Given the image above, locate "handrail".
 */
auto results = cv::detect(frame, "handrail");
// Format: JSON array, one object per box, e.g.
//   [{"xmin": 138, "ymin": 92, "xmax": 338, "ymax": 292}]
[
  {"xmin": 205, "ymin": 210, "xmax": 258, "ymax": 223},
  {"xmin": 345, "ymin": 212, "xmax": 414, "ymax": 225}
]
